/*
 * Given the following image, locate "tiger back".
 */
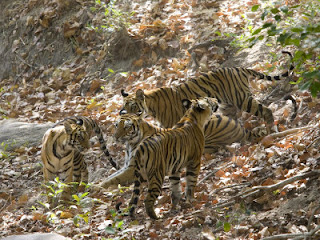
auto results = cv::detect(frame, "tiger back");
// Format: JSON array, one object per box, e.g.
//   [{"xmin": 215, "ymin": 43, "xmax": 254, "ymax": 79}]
[
  {"xmin": 41, "ymin": 116, "xmax": 117, "ymax": 202},
  {"xmin": 123, "ymin": 97, "xmax": 218, "ymax": 219},
  {"xmin": 204, "ymin": 114, "xmax": 266, "ymax": 152},
  {"xmin": 120, "ymin": 52, "xmax": 294, "ymax": 132}
]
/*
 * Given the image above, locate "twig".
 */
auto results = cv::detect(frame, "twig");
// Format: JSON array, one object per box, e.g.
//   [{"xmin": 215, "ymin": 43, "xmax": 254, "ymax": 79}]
[
  {"xmin": 307, "ymin": 136, "xmax": 320, "ymax": 149},
  {"xmin": 262, "ymin": 225, "xmax": 320, "ymax": 240},
  {"xmin": 212, "ymin": 170, "xmax": 320, "ymax": 210},
  {"xmin": 14, "ymin": 53, "xmax": 36, "ymax": 69},
  {"xmin": 198, "ymin": 161, "xmax": 233, "ymax": 184},
  {"xmin": 307, "ymin": 206, "xmax": 320, "ymax": 232},
  {"xmin": 188, "ymin": 40, "xmax": 215, "ymax": 54},
  {"xmin": 212, "ymin": 200, "xmax": 235, "ymax": 210},
  {"xmin": 240, "ymin": 170, "xmax": 320, "ymax": 197},
  {"xmin": 269, "ymin": 125, "xmax": 317, "ymax": 139},
  {"xmin": 210, "ymin": 182, "xmax": 250, "ymax": 195}
]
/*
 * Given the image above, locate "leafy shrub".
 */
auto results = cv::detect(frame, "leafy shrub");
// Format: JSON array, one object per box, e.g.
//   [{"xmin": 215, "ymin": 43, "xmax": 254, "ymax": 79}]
[
  {"xmin": 89, "ymin": 0, "xmax": 133, "ymax": 33},
  {"xmin": 239, "ymin": 0, "xmax": 320, "ymax": 96}
]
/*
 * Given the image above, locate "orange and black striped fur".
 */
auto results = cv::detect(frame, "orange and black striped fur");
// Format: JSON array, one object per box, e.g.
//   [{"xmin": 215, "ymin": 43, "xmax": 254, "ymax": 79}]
[
  {"xmin": 41, "ymin": 116, "xmax": 117, "ymax": 201},
  {"xmin": 120, "ymin": 52, "xmax": 293, "ymax": 132},
  {"xmin": 118, "ymin": 97, "xmax": 218, "ymax": 219},
  {"xmin": 95, "ymin": 112, "xmax": 266, "ymax": 192},
  {"xmin": 97, "ymin": 114, "xmax": 167, "ymax": 190}
]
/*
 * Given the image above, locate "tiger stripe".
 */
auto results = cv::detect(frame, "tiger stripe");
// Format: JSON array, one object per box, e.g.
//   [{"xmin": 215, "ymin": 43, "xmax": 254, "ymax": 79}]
[{"xmin": 120, "ymin": 52, "xmax": 293, "ymax": 132}]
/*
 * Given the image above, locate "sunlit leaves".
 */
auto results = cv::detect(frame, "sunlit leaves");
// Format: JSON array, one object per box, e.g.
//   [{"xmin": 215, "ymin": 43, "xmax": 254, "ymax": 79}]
[
  {"xmin": 224, "ymin": 222, "xmax": 231, "ymax": 232},
  {"xmin": 239, "ymin": 1, "xmax": 320, "ymax": 96},
  {"xmin": 251, "ymin": 5, "xmax": 260, "ymax": 12},
  {"xmin": 280, "ymin": 5, "xmax": 289, "ymax": 14}
]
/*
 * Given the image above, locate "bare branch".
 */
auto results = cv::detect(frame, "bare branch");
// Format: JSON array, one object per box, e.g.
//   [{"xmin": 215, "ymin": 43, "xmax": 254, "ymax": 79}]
[
  {"xmin": 262, "ymin": 225, "xmax": 320, "ymax": 240},
  {"xmin": 212, "ymin": 170, "xmax": 320, "ymax": 210},
  {"xmin": 269, "ymin": 125, "xmax": 317, "ymax": 139}
]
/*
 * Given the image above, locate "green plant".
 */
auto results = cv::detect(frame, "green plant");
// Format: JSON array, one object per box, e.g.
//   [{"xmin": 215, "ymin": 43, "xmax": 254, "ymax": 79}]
[
  {"xmin": 105, "ymin": 209, "xmax": 125, "ymax": 235},
  {"xmin": 0, "ymin": 140, "xmax": 17, "ymax": 159},
  {"xmin": 89, "ymin": 0, "xmax": 133, "ymax": 33},
  {"xmin": 38, "ymin": 179, "xmax": 98, "ymax": 227},
  {"xmin": 237, "ymin": 0, "xmax": 320, "ymax": 96},
  {"xmin": 0, "ymin": 142, "xmax": 10, "ymax": 159},
  {"xmin": 43, "ymin": 177, "xmax": 68, "ymax": 205}
]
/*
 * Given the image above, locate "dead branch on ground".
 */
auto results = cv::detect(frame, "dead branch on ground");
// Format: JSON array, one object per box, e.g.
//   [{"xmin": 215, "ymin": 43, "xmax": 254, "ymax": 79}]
[
  {"xmin": 269, "ymin": 124, "xmax": 318, "ymax": 139},
  {"xmin": 212, "ymin": 170, "xmax": 320, "ymax": 210},
  {"xmin": 261, "ymin": 224, "xmax": 320, "ymax": 240}
]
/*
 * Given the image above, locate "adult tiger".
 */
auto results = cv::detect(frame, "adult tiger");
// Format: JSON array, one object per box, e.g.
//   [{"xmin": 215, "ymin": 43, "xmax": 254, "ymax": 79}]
[
  {"xmin": 120, "ymin": 51, "xmax": 293, "ymax": 132},
  {"xmin": 94, "ymin": 112, "xmax": 265, "ymax": 192},
  {"xmin": 115, "ymin": 97, "xmax": 218, "ymax": 219},
  {"xmin": 41, "ymin": 116, "xmax": 117, "ymax": 202}
]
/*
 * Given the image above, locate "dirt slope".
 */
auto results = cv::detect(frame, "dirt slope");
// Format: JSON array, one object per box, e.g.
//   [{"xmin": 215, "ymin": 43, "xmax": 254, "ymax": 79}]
[{"xmin": 1, "ymin": 0, "xmax": 319, "ymax": 239}]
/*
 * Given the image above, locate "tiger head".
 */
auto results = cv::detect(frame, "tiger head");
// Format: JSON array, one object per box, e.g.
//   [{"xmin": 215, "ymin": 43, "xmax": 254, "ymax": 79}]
[
  {"xmin": 182, "ymin": 97, "xmax": 219, "ymax": 126},
  {"xmin": 64, "ymin": 118, "xmax": 90, "ymax": 152},
  {"xmin": 120, "ymin": 89, "xmax": 147, "ymax": 116},
  {"xmin": 113, "ymin": 114, "xmax": 142, "ymax": 144}
]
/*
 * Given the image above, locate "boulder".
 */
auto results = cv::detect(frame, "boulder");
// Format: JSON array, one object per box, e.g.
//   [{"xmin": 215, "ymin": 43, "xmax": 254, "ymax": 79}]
[
  {"xmin": 2, "ymin": 233, "xmax": 71, "ymax": 240},
  {"xmin": 0, "ymin": 119, "xmax": 53, "ymax": 151}
]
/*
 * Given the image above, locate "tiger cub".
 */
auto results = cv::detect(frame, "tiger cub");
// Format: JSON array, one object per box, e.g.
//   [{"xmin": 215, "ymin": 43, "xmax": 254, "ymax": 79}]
[
  {"xmin": 120, "ymin": 51, "xmax": 293, "ymax": 132},
  {"xmin": 120, "ymin": 97, "xmax": 218, "ymax": 219},
  {"xmin": 41, "ymin": 116, "xmax": 117, "ymax": 201},
  {"xmin": 95, "ymin": 112, "xmax": 265, "ymax": 192},
  {"xmin": 96, "ymin": 114, "xmax": 167, "ymax": 191}
]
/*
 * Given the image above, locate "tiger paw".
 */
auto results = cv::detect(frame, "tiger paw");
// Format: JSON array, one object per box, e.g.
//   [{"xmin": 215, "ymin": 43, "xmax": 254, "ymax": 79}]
[
  {"xmin": 146, "ymin": 208, "xmax": 159, "ymax": 220},
  {"xmin": 252, "ymin": 126, "xmax": 268, "ymax": 140}
]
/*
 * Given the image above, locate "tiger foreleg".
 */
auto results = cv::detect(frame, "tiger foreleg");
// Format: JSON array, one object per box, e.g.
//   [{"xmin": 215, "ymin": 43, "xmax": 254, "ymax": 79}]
[
  {"xmin": 73, "ymin": 153, "xmax": 88, "ymax": 193},
  {"xmin": 128, "ymin": 170, "xmax": 143, "ymax": 218},
  {"xmin": 185, "ymin": 160, "xmax": 201, "ymax": 204},
  {"xmin": 101, "ymin": 166, "xmax": 135, "ymax": 189},
  {"xmin": 169, "ymin": 172, "xmax": 182, "ymax": 211}
]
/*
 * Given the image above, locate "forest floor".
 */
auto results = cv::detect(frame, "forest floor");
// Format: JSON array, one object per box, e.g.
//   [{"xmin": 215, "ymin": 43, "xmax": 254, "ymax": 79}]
[{"xmin": 0, "ymin": 0, "xmax": 320, "ymax": 239}]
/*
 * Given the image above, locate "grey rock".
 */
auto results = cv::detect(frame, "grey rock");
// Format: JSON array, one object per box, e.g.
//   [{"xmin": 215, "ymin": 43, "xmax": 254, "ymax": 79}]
[
  {"xmin": 0, "ymin": 119, "xmax": 53, "ymax": 151},
  {"xmin": 222, "ymin": 41, "xmax": 271, "ymax": 68},
  {"xmin": 1, "ymin": 233, "xmax": 71, "ymax": 240}
]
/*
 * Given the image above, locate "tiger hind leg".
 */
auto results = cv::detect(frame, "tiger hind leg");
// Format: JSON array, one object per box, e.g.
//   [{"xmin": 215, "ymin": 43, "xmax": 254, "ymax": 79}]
[
  {"xmin": 43, "ymin": 167, "xmax": 56, "ymax": 204},
  {"xmin": 241, "ymin": 96, "xmax": 275, "ymax": 133},
  {"xmin": 219, "ymin": 103, "xmax": 239, "ymax": 119},
  {"xmin": 143, "ymin": 175, "xmax": 164, "ymax": 219}
]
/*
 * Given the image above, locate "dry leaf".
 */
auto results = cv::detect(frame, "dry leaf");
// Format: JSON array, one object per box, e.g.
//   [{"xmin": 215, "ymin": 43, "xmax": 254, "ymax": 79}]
[
  {"xmin": 60, "ymin": 211, "xmax": 74, "ymax": 219},
  {"xmin": 18, "ymin": 194, "xmax": 28, "ymax": 204},
  {"xmin": 261, "ymin": 135, "xmax": 274, "ymax": 148}
]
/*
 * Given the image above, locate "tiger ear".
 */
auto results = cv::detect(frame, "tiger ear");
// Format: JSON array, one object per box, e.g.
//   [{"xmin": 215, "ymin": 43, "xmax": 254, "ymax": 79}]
[
  {"xmin": 64, "ymin": 121, "xmax": 73, "ymax": 134},
  {"xmin": 182, "ymin": 99, "xmax": 192, "ymax": 109},
  {"xmin": 121, "ymin": 89, "xmax": 129, "ymax": 97},
  {"xmin": 197, "ymin": 102, "xmax": 206, "ymax": 110},
  {"xmin": 136, "ymin": 89, "xmax": 145, "ymax": 100}
]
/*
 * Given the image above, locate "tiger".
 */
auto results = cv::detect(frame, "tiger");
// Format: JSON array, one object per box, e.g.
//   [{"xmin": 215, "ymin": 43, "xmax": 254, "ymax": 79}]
[
  {"xmin": 120, "ymin": 51, "xmax": 294, "ymax": 132},
  {"xmin": 41, "ymin": 116, "xmax": 117, "ymax": 202},
  {"xmin": 95, "ymin": 114, "xmax": 167, "ymax": 191},
  {"xmin": 114, "ymin": 97, "xmax": 219, "ymax": 219},
  {"xmin": 94, "ymin": 111, "xmax": 265, "ymax": 194}
]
